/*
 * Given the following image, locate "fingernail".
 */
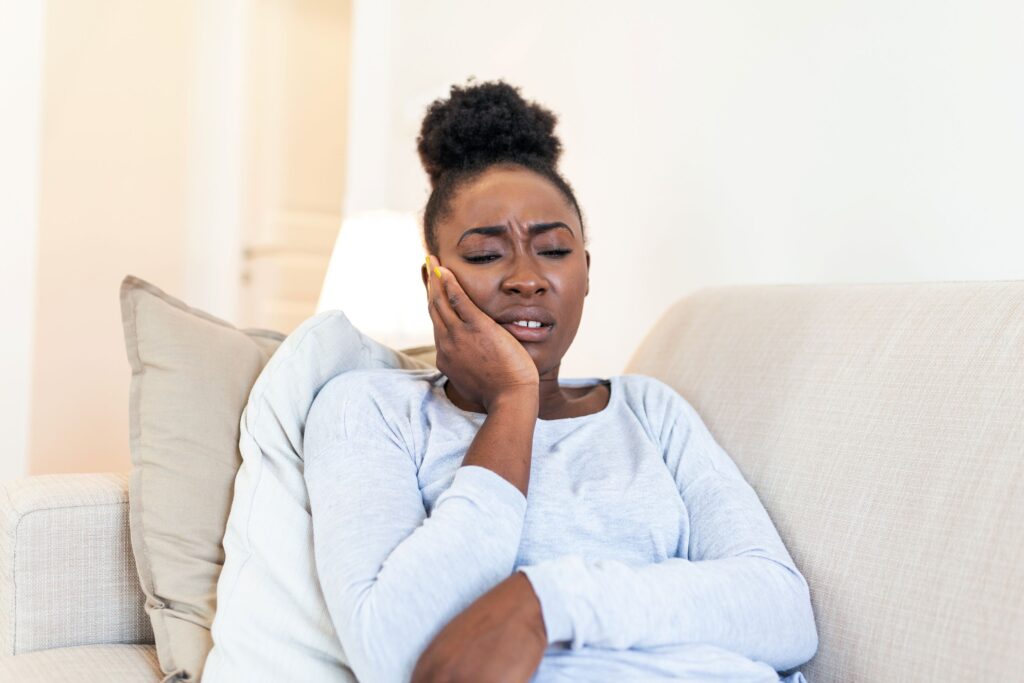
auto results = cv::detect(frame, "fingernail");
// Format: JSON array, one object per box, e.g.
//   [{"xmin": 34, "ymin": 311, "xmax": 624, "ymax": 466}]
[{"xmin": 426, "ymin": 255, "xmax": 441, "ymax": 278}]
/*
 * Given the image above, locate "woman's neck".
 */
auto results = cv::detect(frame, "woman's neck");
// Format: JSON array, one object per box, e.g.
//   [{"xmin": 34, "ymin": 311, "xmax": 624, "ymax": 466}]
[{"xmin": 443, "ymin": 366, "xmax": 607, "ymax": 420}]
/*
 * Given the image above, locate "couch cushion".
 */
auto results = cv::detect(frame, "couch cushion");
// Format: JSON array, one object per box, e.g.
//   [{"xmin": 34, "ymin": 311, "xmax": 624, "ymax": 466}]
[
  {"xmin": 0, "ymin": 473, "xmax": 152, "ymax": 656},
  {"xmin": 120, "ymin": 276, "xmax": 286, "ymax": 682},
  {"xmin": 202, "ymin": 311, "xmax": 433, "ymax": 683},
  {"xmin": 0, "ymin": 644, "xmax": 160, "ymax": 682},
  {"xmin": 625, "ymin": 281, "xmax": 1024, "ymax": 681}
]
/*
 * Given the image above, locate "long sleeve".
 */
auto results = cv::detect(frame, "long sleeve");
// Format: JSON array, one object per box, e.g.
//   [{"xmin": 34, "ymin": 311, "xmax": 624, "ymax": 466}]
[
  {"xmin": 303, "ymin": 373, "xmax": 528, "ymax": 683},
  {"xmin": 517, "ymin": 384, "xmax": 818, "ymax": 672}
]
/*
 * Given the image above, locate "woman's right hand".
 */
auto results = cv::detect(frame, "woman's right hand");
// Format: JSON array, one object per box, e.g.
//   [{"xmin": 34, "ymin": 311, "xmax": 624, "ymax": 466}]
[{"xmin": 425, "ymin": 254, "xmax": 539, "ymax": 411}]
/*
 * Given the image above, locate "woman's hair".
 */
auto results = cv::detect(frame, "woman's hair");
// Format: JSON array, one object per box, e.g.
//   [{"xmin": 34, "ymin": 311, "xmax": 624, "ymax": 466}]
[{"xmin": 416, "ymin": 79, "xmax": 585, "ymax": 254}]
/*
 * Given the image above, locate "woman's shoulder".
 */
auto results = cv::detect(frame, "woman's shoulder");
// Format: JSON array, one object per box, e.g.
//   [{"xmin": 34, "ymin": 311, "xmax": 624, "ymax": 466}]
[
  {"xmin": 609, "ymin": 374, "xmax": 701, "ymax": 436},
  {"xmin": 311, "ymin": 367, "xmax": 442, "ymax": 414},
  {"xmin": 329, "ymin": 366, "xmax": 440, "ymax": 387},
  {"xmin": 306, "ymin": 368, "xmax": 442, "ymax": 455},
  {"xmin": 612, "ymin": 373, "xmax": 691, "ymax": 407}
]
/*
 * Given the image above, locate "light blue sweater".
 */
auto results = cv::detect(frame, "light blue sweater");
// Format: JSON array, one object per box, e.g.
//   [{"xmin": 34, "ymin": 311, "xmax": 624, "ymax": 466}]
[{"xmin": 303, "ymin": 367, "xmax": 817, "ymax": 683}]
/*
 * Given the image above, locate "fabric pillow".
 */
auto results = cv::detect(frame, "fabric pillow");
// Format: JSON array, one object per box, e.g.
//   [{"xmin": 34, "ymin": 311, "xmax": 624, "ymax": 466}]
[
  {"xmin": 121, "ymin": 275, "xmax": 435, "ymax": 682},
  {"xmin": 200, "ymin": 304, "xmax": 434, "ymax": 682},
  {"xmin": 120, "ymin": 276, "xmax": 285, "ymax": 682}
]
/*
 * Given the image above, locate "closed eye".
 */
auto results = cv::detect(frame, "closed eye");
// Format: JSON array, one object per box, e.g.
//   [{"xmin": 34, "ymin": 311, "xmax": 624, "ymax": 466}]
[{"xmin": 464, "ymin": 249, "xmax": 572, "ymax": 264}]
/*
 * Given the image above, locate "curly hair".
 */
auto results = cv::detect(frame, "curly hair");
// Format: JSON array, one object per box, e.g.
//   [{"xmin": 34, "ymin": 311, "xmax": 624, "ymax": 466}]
[{"xmin": 416, "ymin": 79, "xmax": 585, "ymax": 254}]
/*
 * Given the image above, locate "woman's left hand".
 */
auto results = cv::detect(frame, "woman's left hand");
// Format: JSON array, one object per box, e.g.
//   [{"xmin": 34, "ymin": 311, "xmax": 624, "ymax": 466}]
[{"xmin": 411, "ymin": 572, "xmax": 548, "ymax": 683}]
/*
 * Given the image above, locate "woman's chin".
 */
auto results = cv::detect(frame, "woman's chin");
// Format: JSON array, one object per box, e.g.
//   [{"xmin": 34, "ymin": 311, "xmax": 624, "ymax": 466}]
[{"xmin": 527, "ymin": 347, "xmax": 563, "ymax": 376}]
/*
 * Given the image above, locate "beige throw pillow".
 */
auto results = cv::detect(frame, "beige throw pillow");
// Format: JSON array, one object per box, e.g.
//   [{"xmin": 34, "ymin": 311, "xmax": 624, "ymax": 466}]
[{"xmin": 120, "ymin": 276, "xmax": 286, "ymax": 681}]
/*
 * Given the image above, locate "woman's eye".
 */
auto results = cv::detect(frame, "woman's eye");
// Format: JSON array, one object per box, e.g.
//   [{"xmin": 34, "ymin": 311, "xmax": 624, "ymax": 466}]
[{"xmin": 464, "ymin": 249, "xmax": 572, "ymax": 263}]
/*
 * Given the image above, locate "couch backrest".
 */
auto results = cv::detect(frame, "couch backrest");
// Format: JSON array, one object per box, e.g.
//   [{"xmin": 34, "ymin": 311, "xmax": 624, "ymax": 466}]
[{"xmin": 625, "ymin": 281, "xmax": 1024, "ymax": 682}]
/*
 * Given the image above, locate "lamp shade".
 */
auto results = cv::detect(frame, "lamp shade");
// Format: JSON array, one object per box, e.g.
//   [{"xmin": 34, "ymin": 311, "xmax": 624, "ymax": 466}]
[{"xmin": 316, "ymin": 210, "xmax": 433, "ymax": 349}]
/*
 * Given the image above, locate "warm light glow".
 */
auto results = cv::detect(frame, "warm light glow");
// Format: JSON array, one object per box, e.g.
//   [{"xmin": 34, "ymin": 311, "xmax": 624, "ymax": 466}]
[{"xmin": 317, "ymin": 210, "xmax": 433, "ymax": 349}]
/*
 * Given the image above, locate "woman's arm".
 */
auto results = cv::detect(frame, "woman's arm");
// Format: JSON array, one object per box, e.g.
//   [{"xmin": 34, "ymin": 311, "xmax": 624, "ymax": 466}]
[
  {"xmin": 303, "ymin": 372, "xmax": 535, "ymax": 683},
  {"xmin": 425, "ymin": 256, "xmax": 540, "ymax": 496},
  {"xmin": 516, "ymin": 385, "xmax": 818, "ymax": 672}
]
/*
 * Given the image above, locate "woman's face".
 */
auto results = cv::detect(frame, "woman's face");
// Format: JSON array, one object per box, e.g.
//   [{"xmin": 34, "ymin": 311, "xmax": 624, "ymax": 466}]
[{"xmin": 423, "ymin": 165, "xmax": 590, "ymax": 376}]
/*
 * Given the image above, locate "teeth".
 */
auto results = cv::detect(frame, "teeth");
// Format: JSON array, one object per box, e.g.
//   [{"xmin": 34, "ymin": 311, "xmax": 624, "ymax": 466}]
[{"xmin": 512, "ymin": 320, "xmax": 543, "ymax": 328}]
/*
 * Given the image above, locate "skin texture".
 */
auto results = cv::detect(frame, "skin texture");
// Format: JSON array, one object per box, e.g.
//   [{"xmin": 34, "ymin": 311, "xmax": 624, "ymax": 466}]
[{"xmin": 411, "ymin": 165, "xmax": 607, "ymax": 682}]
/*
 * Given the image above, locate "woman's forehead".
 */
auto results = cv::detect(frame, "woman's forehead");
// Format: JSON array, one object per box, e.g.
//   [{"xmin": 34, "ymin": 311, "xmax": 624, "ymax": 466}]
[{"xmin": 444, "ymin": 167, "xmax": 579, "ymax": 233}]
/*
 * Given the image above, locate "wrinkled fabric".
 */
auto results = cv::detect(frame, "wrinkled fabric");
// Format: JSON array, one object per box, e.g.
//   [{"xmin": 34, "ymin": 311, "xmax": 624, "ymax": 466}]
[{"xmin": 304, "ymin": 367, "xmax": 817, "ymax": 683}]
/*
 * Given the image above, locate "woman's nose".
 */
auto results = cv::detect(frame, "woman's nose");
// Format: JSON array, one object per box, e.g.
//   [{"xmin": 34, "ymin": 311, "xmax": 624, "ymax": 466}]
[{"xmin": 501, "ymin": 255, "xmax": 549, "ymax": 296}]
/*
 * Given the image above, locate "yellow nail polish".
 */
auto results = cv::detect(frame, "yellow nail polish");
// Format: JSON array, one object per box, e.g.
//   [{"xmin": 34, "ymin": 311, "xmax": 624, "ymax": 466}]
[{"xmin": 425, "ymin": 254, "xmax": 441, "ymax": 278}]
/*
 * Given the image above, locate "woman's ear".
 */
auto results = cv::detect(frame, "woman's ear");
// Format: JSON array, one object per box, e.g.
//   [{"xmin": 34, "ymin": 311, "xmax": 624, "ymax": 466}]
[
  {"xmin": 421, "ymin": 264, "xmax": 430, "ymax": 294},
  {"xmin": 585, "ymin": 250, "xmax": 591, "ymax": 297}
]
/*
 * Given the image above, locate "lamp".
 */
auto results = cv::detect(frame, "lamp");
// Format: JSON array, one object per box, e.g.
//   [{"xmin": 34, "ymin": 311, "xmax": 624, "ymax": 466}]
[{"xmin": 316, "ymin": 210, "xmax": 433, "ymax": 350}]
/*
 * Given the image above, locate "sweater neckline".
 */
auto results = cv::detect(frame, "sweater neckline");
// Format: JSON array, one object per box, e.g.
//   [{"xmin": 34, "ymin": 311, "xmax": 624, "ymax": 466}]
[{"xmin": 429, "ymin": 371, "xmax": 617, "ymax": 424}]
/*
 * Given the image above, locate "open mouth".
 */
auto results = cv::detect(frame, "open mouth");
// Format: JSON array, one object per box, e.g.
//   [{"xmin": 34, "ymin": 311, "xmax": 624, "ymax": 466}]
[{"xmin": 500, "ymin": 320, "xmax": 555, "ymax": 343}]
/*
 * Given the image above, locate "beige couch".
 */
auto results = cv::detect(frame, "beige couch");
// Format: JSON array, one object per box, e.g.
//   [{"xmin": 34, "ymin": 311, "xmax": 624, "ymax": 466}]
[{"xmin": 2, "ymin": 280, "xmax": 1022, "ymax": 681}]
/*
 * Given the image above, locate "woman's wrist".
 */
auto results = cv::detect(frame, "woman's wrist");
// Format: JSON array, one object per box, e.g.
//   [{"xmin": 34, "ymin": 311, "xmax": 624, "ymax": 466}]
[
  {"xmin": 486, "ymin": 385, "xmax": 540, "ymax": 417},
  {"xmin": 462, "ymin": 386, "xmax": 538, "ymax": 496}
]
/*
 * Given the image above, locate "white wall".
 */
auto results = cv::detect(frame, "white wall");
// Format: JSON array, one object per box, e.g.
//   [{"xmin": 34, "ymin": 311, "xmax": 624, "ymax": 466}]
[
  {"xmin": 184, "ymin": 0, "xmax": 247, "ymax": 323},
  {"xmin": 348, "ymin": 0, "xmax": 1024, "ymax": 378},
  {"xmin": 28, "ymin": 1, "xmax": 197, "ymax": 475},
  {"xmin": 0, "ymin": 0, "xmax": 46, "ymax": 481},
  {"xmin": 1, "ymin": 1, "xmax": 350, "ymax": 476}
]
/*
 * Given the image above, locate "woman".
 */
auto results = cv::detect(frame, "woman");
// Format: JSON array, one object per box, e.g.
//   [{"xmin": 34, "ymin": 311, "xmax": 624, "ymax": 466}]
[{"xmin": 303, "ymin": 80, "xmax": 818, "ymax": 683}]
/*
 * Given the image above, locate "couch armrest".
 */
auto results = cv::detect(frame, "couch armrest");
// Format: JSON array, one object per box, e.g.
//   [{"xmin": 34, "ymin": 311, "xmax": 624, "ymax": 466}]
[{"xmin": 0, "ymin": 473, "xmax": 154, "ymax": 656}]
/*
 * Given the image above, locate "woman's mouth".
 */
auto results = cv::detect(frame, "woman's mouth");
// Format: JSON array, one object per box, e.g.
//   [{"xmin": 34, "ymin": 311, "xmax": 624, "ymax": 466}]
[{"xmin": 500, "ymin": 320, "xmax": 555, "ymax": 343}]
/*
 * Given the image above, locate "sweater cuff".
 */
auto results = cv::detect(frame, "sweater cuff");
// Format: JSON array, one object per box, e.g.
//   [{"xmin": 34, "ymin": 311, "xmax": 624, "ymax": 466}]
[{"xmin": 516, "ymin": 561, "xmax": 577, "ymax": 646}]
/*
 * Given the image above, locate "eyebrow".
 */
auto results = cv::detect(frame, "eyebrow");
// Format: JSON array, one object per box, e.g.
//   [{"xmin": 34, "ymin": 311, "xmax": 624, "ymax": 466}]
[{"xmin": 457, "ymin": 221, "xmax": 574, "ymax": 245}]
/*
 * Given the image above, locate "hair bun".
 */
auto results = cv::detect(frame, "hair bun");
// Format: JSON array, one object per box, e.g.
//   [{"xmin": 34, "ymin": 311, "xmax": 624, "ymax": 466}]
[{"xmin": 416, "ymin": 79, "xmax": 562, "ymax": 186}]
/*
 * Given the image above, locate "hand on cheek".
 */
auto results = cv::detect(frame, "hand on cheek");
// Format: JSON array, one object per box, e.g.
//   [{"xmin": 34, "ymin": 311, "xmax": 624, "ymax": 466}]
[{"xmin": 425, "ymin": 255, "xmax": 539, "ymax": 411}]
